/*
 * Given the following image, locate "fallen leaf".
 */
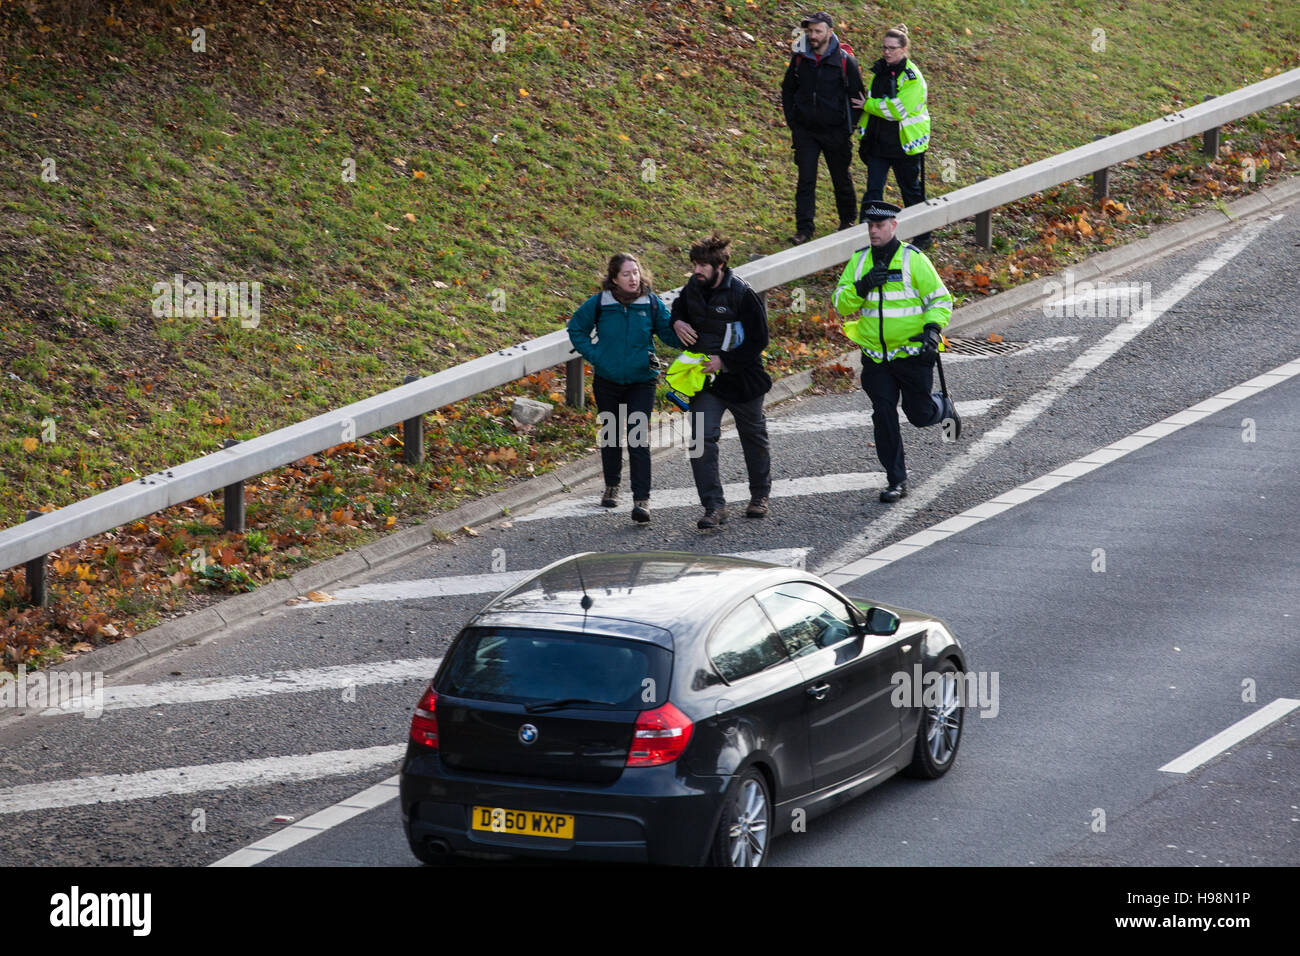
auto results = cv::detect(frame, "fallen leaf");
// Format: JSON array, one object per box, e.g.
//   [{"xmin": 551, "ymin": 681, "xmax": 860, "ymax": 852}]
[
  {"xmin": 22, "ymin": 436, "xmax": 38, "ymax": 452},
  {"xmin": 462, "ymin": 526, "xmax": 480, "ymax": 537},
  {"xmin": 306, "ymin": 591, "xmax": 334, "ymax": 602},
  {"xmin": 403, "ymin": 212, "xmax": 416, "ymax": 222}
]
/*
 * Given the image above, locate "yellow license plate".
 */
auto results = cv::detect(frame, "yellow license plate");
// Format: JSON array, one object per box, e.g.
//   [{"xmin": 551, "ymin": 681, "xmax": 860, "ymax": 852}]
[{"xmin": 472, "ymin": 806, "xmax": 574, "ymax": 839}]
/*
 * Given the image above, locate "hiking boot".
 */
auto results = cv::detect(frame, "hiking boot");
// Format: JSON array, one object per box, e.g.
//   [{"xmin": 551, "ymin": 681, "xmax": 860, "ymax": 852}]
[
  {"xmin": 697, "ymin": 506, "xmax": 728, "ymax": 529},
  {"xmin": 631, "ymin": 500, "xmax": 651, "ymax": 523},
  {"xmin": 790, "ymin": 231, "xmax": 813, "ymax": 246},
  {"xmin": 600, "ymin": 485, "xmax": 619, "ymax": 508},
  {"xmin": 838, "ymin": 220, "xmax": 858, "ymax": 231},
  {"xmin": 745, "ymin": 496, "xmax": 769, "ymax": 518}
]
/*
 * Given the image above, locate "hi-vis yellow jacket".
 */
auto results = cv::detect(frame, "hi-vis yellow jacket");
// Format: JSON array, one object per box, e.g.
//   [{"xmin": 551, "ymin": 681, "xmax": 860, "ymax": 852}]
[
  {"xmin": 833, "ymin": 242, "xmax": 953, "ymax": 363},
  {"xmin": 857, "ymin": 60, "xmax": 930, "ymax": 156}
]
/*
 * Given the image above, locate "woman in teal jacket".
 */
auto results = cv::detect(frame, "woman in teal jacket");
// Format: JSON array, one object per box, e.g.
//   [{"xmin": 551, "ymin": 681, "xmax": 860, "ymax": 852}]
[{"xmin": 567, "ymin": 253, "xmax": 683, "ymax": 523}]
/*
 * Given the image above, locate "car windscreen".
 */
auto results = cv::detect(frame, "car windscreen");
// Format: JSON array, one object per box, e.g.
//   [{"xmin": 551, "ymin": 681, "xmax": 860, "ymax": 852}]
[{"xmin": 439, "ymin": 627, "xmax": 674, "ymax": 709}]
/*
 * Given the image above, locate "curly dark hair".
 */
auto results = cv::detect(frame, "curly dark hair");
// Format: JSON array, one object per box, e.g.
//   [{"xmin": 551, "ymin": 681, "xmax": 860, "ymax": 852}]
[
  {"xmin": 601, "ymin": 253, "xmax": 652, "ymax": 292},
  {"xmin": 689, "ymin": 232, "xmax": 732, "ymax": 267}
]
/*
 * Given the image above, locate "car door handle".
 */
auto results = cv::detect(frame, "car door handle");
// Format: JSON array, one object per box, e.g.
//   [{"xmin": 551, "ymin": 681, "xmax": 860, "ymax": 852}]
[{"xmin": 806, "ymin": 683, "xmax": 830, "ymax": 701}]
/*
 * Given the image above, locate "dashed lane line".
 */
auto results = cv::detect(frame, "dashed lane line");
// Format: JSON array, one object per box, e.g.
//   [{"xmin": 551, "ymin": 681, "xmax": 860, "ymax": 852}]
[{"xmin": 1158, "ymin": 698, "xmax": 1300, "ymax": 774}]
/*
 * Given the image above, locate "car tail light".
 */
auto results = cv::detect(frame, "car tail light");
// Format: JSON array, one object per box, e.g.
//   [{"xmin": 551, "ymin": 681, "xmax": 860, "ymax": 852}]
[
  {"xmin": 627, "ymin": 702, "xmax": 693, "ymax": 767},
  {"xmin": 409, "ymin": 684, "xmax": 439, "ymax": 749}
]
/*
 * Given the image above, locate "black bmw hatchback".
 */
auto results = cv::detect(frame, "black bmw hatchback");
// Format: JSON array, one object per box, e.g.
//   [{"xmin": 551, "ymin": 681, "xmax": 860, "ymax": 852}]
[{"xmin": 400, "ymin": 551, "xmax": 967, "ymax": 866}]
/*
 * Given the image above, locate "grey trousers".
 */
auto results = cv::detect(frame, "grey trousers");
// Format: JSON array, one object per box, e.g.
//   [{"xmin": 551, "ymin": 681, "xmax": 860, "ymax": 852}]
[{"xmin": 688, "ymin": 390, "xmax": 772, "ymax": 511}]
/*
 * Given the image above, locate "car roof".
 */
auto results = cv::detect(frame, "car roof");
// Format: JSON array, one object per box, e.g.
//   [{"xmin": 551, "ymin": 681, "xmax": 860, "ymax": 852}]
[{"xmin": 472, "ymin": 551, "xmax": 802, "ymax": 645}]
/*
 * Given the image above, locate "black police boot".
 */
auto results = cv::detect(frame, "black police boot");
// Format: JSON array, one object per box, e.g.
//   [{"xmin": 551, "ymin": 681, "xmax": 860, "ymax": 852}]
[{"xmin": 879, "ymin": 481, "xmax": 908, "ymax": 503}]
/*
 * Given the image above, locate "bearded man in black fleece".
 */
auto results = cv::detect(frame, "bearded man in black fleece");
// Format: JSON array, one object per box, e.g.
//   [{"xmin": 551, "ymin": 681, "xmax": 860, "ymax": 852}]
[{"xmin": 669, "ymin": 233, "xmax": 773, "ymax": 529}]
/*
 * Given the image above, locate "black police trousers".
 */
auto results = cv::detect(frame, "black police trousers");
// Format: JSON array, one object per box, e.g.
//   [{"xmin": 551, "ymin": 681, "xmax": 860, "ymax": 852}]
[{"xmin": 859, "ymin": 354, "xmax": 942, "ymax": 486}]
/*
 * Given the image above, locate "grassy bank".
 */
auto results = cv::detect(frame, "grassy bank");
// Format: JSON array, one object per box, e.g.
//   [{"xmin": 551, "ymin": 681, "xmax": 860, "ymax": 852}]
[{"xmin": 0, "ymin": 0, "xmax": 1297, "ymax": 666}]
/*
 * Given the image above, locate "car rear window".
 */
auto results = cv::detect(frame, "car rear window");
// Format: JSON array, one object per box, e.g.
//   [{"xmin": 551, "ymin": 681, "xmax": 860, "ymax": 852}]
[{"xmin": 439, "ymin": 627, "xmax": 674, "ymax": 709}]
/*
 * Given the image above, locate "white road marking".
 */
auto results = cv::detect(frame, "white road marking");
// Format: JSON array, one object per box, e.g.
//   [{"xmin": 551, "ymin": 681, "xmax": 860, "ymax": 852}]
[
  {"xmin": 519, "ymin": 473, "xmax": 882, "ymax": 522},
  {"xmin": 942, "ymin": 336, "xmax": 1078, "ymax": 363},
  {"xmin": 817, "ymin": 216, "xmax": 1277, "ymax": 577},
  {"xmin": 821, "ymin": 353, "xmax": 1300, "ymax": 584},
  {"xmin": 0, "ymin": 745, "xmax": 404, "ymax": 815},
  {"xmin": 39, "ymin": 658, "xmax": 444, "ymax": 717},
  {"xmin": 1158, "ymin": 699, "xmax": 1300, "ymax": 774},
  {"xmin": 293, "ymin": 547, "xmax": 812, "ymax": 607},
  {"xmin": 753, "ymin": 400, "xmax": 1002, "ymax": 437},
  {"xmin": 210, "ymin": 775, "xmax": 401, "ymax": 867}
]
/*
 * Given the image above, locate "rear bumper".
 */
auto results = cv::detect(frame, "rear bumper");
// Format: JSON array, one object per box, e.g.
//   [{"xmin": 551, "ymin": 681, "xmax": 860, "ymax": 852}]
[{"xmin": 400, "ymin": 746, "xmax": 728, "ymax": 866}]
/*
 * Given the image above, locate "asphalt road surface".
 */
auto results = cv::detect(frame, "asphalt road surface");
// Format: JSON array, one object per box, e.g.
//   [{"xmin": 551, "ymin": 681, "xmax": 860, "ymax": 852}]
[{"xmin": 1, "ymin": 199, "xmax": 1297, "ymax": 868}]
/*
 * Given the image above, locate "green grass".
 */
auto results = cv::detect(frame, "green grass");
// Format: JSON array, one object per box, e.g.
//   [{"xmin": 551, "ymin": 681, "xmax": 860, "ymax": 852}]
[{"xmin": 0, "ymin": 0, "xmax": 1297, "ymax": 574}]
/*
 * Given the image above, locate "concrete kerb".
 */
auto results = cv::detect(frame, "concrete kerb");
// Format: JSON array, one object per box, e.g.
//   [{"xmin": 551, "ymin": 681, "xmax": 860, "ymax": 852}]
[{"xmin": 43, "ymin": 175, "xmax": 1300, "ymax": 679}]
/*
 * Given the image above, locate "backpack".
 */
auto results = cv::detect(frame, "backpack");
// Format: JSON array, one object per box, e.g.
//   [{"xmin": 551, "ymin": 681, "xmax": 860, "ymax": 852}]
[
  {"xmin": 789, "ymin": 38, "xmax": 861, "ymax": 131},
  {"xmin": 790, "ymin": 38, "xmax": 858, "ymax": 90}
]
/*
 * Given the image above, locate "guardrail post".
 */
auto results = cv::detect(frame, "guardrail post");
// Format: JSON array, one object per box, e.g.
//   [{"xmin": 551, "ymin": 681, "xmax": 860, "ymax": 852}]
[
  {"xmin": 973, "ymin": 176, "xmax": 993, "ymax": 250},
  {"xmin": 221, "ymin": 438, "xmax": 245, "ymax": 533},
  {"xmin": 1092, "ymin": 134, "xmax": 1111, "ymax": 202},
  {"xmin": 1201, "ymin": 94, "xmax": 1220, "ymax": 158},
  {"xmin": 23, "ymin": 510, "xmax": 47, "ymax": 608},
  {"xmin": 564, "ymin": 357, "xmax": 586, "ymax": 410},
  {"xmin": 402, "ymin": 374, "xmax": 425, "ymax": 465}
]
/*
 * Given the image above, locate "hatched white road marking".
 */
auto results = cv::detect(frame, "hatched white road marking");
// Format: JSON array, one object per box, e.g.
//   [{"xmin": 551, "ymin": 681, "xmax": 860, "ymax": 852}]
[
  {"xmin": 0, "ymin": 745, "xmax": 404, "ymax": 815},
  {"xmin": 518, "ymin": 473, "xmax": 882, "ymax": 522},
  {"xmin": 292, "ymin": 547, "xmax": 812, "ymax": 607},
  {"xmin": 751, "ymin": 400, "xmax": 1002, "ymax": 437},
  {"xmin": 39, "ymin": 658, "xmax": 444, "ymax": 717},
  {"xmin": 942, "ymin": 336, "xmax": 1078, "ymax": 363},
  {"xmin": 818, "ymin": 216, "xmax": 1278, "ymax": 577},
  {"xmin": 1158, "ymin": 698, "xmax": 1300, "ymax": 774}
]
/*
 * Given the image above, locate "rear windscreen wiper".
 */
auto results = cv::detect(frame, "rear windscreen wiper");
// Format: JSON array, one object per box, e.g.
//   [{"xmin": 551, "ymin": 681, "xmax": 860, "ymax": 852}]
[{"xmin": 523, "ymin": 697, "xmax": 616, "ymax": 713}]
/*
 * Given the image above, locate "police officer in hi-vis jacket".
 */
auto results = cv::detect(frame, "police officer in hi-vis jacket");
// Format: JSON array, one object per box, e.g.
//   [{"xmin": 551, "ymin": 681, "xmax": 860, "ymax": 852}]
[{"xmin": 833, "ymin": 201, "xmax": 957, "ymax": 503}]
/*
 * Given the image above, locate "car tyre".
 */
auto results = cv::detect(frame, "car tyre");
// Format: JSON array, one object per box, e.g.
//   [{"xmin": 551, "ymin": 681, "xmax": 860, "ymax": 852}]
[
  {"xmin": 707, "ymin": 768, "xmax": 771, "ymax": 867},
  {"xmin": 903, "ymin": 659, "xmax": 963, "ymax": 779}
]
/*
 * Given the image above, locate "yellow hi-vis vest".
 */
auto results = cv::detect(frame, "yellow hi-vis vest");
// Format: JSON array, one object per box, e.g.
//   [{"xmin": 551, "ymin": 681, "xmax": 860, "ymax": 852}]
[
  {"xmin": 665, "ymin": 351, "xmax": 712, "ymax": 398},
  {"xmin": 833, "ymin": 243, "xmax": 953, "ymax": 363},
  {"xmin": 857, "ymin": 60, "xmax": 930, "ymax": 156}
]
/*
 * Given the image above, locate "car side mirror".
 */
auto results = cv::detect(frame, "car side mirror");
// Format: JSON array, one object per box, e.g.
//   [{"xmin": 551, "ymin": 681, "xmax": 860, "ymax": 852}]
[{"xmin": 863, "ymin": 606, "xmax": 900, "ymax": 635}]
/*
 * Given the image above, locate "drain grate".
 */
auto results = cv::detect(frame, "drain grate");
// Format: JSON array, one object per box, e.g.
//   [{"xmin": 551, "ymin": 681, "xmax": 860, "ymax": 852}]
[{"xmin": 943, "ymin": 335, "xmax": 1029, "ymax": 356}]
